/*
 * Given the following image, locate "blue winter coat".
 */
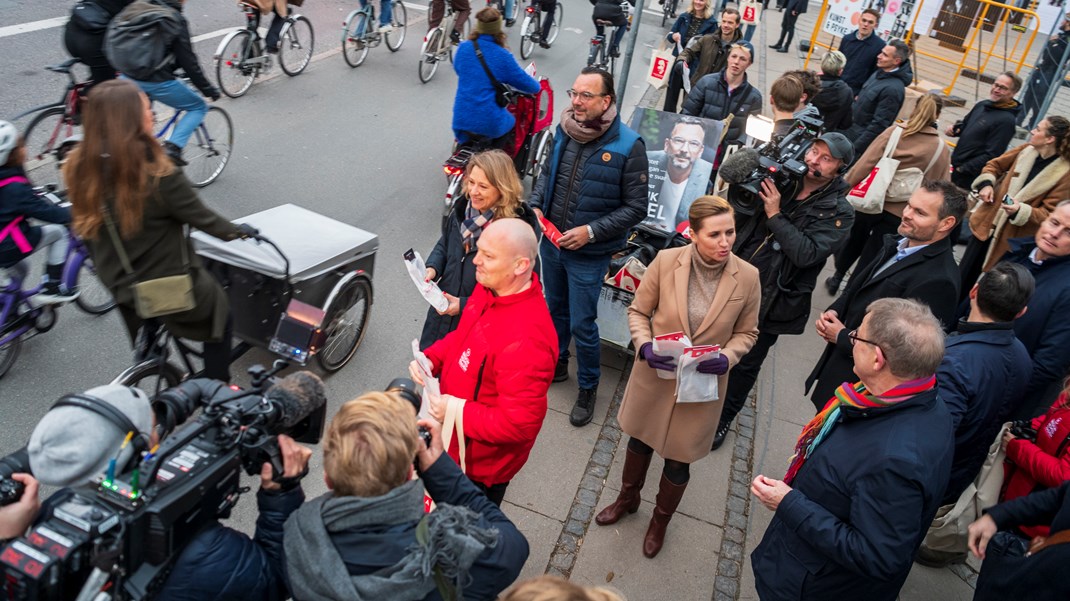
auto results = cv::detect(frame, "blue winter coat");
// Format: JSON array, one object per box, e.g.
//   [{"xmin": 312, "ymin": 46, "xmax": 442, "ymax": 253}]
[
  {"xmin": 1001, "ymin": 238, "xmax": 1070, "ymax": 419},
  {"xmin": 0, "ymin": 166, "xmax": 70, "ymax": 268},
  {"xmin": 666, "ymin": 12, "xmax": 718, "ymax": 55},
  {"xmin": 751, "ymin": 388, "xmax": 953, "ymax": 601},
  {"xmin": 451, "ymin": 35, "xmax": 540, "ymax": 144},
  {"xmin": 938, "ymin": 323, "xmax": 1031, "ymax": 504},
  {"xmin": 838, "ymin": 30, "xmax": 885, "ymax": 95}
]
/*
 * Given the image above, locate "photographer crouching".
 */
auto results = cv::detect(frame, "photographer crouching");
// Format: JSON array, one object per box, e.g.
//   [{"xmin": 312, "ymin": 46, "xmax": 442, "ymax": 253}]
[
  {"xmin": 711, "ymin": 130, "xmax": 856, "ymax": 448},
  {"xmin": 284, "ymin": 383, "xmax": 528, "ymax": 601}
]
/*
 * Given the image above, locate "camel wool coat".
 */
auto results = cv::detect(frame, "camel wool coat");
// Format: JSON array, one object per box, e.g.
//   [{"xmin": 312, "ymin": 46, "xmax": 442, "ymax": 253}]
[
  {"xmin": 617, "ymin": 247, "xmax": 760, "ymax": 463},
  {"xmin": 969, "ymin": 144, "xmax": 1070, "ymax": 270}
]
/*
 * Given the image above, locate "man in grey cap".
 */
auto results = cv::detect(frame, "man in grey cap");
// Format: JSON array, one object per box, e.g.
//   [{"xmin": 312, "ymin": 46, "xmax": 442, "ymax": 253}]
[
  {"xmin": 23, "ymin": 383, "xmax": 312, "ymax": 601},
  {"xmin": 713, "ymin": 132, "xmax": 856, "ymax": 450}
]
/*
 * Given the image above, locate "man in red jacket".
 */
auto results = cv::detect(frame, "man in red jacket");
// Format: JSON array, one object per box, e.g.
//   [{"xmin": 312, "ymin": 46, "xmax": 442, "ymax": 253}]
[{"xmin": 411, "ymin": 218, "xmax": 559, "ymax": 506}]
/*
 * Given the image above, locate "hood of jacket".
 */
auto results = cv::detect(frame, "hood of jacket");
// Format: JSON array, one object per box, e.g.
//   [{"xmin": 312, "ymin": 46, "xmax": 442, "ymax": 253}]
[{"xmin": 876, "ymin": 61, "xmax": 913, "ymax": 86}]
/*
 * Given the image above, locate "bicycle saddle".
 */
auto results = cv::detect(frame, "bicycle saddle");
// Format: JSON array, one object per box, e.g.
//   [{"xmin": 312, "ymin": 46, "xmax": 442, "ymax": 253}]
[{"xmin": 46, "ymin": 58, "xmax": 81, "ymax": 74}]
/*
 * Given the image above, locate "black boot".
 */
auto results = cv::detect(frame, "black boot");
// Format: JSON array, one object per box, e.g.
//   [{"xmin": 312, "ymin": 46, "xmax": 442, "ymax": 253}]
[
  {"xmin": 37, "ymin": 263, "xmax": 78, "ymax": 304},
  {"xmin": 711, "ymin": 419, "xmax": 732, "ymax": 451},
  {"xmin": 553, "ymin": 357, "xmax": 569, "ymax": 383},
  {"xmin": 824, "ymin": 272, "xmax": 845, "ymax": 295},
  {"xmin": 163, "ymin": 141, "xmax": 187, "ymax": 166},
  {"xmin": 570, "ymin": 386, "xmax": 597, "ymax": 427},
  {"xmin": 779, "ymin": 31, "xmax": 793, "ymax": 52}
]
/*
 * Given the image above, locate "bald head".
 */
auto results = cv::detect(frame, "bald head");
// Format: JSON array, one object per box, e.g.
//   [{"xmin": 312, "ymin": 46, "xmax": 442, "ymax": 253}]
[{"xmin": 474, "ymin": 218, "xmax": 538, "ymax": 295}]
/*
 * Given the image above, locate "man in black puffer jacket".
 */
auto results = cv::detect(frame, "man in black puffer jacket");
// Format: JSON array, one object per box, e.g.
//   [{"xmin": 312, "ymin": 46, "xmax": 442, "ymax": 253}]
[
  {"xmin": 843, "ymin": 40, "xmax": 913, "ymax": 158},
  {"xmin": 812, "ymin": 50, "xmax": 853, "ymax": 132},
  {"xmin": 681, "ymin": 42, "xmax": 761, "ymax": 162},
  {"xmin": 946, "ymin": 72, "xmax": 1022, "ymax": 190},
  {"xmin": 64, "ymin": 0, "xmax": 135, "ymax": 85}
]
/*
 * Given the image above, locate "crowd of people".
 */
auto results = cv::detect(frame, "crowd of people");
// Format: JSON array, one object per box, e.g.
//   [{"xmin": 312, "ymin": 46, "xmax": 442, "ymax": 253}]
[{"xmin": 4, "ymin": 0, "xmax": 1070, "ymax": 599}]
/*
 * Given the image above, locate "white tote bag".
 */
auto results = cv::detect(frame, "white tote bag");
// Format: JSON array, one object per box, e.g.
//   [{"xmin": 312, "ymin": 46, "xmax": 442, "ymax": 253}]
[{"xmin": 847, "ymin": 126, "xmax": 903, "ymax": 214}]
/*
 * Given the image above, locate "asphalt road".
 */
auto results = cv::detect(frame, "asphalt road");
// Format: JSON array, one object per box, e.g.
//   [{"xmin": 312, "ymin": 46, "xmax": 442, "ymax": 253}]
[{"xmin": 0, "ymin": 0, "xmax": 667, "ymax": 535}]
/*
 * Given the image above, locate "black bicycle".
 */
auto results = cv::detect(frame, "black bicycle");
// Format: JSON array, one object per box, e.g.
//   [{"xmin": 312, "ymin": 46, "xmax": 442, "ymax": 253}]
[{"xmin": 519, "ymin": 1, "xmax": 562, "ymax": 59}]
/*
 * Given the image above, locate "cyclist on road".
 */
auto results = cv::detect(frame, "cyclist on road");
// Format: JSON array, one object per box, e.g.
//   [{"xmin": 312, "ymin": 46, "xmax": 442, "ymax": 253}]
[
  {"xmin": 429, "ymin": 0, "xmax": 472, "ymax": 45},
  {"xmin": 111, "ymin": 0, "xmax": 221, "ymax": 167},
  {"xmin": 0, "ymin": 122, "xmax": 78, "ymax": 304},
  {"xmin": 249, "ymin": 0, "xmax": 312, "ymax": 50},
  {"xmin": 63, "ymin": 0, "xmax": 135, "ymax": 86},
  {"xmin": 453, "ymin": 8, "xmax": 540, "ymax": 152},
  {"xmin": 590, "ymin": 0, "xmax": 635, "ymax": 58},
  {"xmin": 530, "ymin": 0, "xmax": 558, "ymax": 48}
]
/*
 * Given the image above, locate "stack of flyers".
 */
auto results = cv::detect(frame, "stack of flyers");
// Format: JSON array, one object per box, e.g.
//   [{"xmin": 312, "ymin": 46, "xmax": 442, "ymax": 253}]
[
  {"xmin": 411, "ymin": 339, "xmax": 440, "ymax": 420},
  {"xmin": 539, "ymin": 216, "xmax": 564, "ymax": 248},
  {"xmin": 676, "ymin": 345, "xmax": 721, "ymax": 403},
  {"xmin": 652, "ymin": 332, "xmax": 691, "ymax": 379}
]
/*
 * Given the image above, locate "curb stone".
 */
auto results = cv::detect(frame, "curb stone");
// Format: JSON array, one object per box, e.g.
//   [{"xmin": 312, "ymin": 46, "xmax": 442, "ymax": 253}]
[{"xmin": 712, "ymin": 393, "xmax": 757, "ymax": 601}]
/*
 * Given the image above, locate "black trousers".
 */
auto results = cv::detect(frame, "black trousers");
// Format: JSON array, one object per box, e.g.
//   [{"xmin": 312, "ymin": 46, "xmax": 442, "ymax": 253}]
[
  {"xmin": 832, "ymin": 210, "xmax": 900, "ymax": 277},
  {"xmin": 472, "ymin": 479, "xmax": 510, "ymax": 506},
  {"xmin": 775, "ymin": 12, "xmax": 799, "ymax": 48},
  {"xmin": 719, "ymin": 331, "xmax": 780, "ymax": 427},
  {"xmin": 958, "ymin": 234, "xmax": 992, "ymax": 303},
  {"xmin": 63, "ymin": 26, "xmax": 117, "ymax": 85},
  {"xmin": 663, "ymin": 61, "xmax": 687, "ymax": 112}
]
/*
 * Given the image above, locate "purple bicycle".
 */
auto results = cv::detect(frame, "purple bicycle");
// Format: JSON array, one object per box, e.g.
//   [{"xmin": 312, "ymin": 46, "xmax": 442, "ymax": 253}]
[{"xmin": 0, "ymin": 190, "xmax": 115, "ymax": 378}]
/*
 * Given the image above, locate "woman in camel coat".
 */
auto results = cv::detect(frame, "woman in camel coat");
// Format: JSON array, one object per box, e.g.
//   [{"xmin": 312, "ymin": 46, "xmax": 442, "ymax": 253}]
[
  {"xmin": 961, "ymin": 115, "xmax": 1070, "ymax": 298},
  {"xmin": 595, "ymin": 196, "xmax": 760, "ymax": 559}
]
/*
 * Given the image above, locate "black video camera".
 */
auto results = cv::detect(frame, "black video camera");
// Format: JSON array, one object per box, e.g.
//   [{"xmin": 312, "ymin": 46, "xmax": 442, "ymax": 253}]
[
  {"xmin": 0, "ymin": 365, "xmax": 326, "ymax": 601},
  {"xmin": 727, "ymin": 113, "xmax": 825, "ymax": 215}
]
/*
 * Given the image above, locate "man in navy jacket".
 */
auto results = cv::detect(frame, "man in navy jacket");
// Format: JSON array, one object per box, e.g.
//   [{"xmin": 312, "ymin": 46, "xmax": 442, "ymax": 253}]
[
  {"xmin": 837, "ymin": 8, "xmax": 884, "ymax": 95},
  {"xmin": 751, "ymin": 298, "xmax": 953, "ymax": 601}
]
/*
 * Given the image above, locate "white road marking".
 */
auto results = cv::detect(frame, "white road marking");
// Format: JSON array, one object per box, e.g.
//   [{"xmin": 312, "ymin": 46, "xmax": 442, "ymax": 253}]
[{"xmin": 0, "ymin": 16, "xmax": 68, "ymax": 39}]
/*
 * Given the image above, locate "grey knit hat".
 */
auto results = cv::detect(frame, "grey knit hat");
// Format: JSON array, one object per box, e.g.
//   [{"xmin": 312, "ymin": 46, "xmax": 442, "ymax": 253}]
[{"xmin": 28, "ymin": 385, "xmax": 153, "ymax": 487}]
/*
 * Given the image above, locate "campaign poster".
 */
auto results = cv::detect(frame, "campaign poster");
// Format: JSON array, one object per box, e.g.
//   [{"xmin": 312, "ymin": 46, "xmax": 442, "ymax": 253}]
[
  {"xmin": 823, "ymin": 0, "xmax": 920, "ymax": 40},
  {"xmin": 628, "ymin": 108, "xmax": 725, "ymax": 235}
]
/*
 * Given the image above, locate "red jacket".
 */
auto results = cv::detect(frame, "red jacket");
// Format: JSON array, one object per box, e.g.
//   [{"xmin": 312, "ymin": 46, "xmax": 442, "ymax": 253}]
[
  {"xmin": 424, "ymin": 274, "xmax": 558, "ymax": 486},
  {"xmin": 1002, "ymin": 394, "xmax": 1070, "ymax": 538}
]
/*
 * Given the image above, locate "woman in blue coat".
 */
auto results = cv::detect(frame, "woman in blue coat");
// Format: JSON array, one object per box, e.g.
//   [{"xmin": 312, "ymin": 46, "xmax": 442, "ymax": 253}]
[
  {"xmin": 666, "ymin": 0, "xmax": 717, "ymax": 56},
  {"xmin": 452, "ymin": 7, "xmax": 540, "ymax": 152}
]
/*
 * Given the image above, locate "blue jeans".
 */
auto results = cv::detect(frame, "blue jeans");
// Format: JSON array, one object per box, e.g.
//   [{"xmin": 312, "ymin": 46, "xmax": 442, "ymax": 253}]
[
  {"xmin": 540, "ymin": 238, "xmax": 611, "ymax": 390},
  {"xmin": 133, "ymin": 79, "xmax": 206, "ymax": 149},
  {"xmin": 360, "ymin": 0, "xmax": 393, "ymax": 26},
  {"xmin": 504, "ymin": 0, "xmax": 514, "ymax": 19},
  {"xmin": 743, "ymin": 24, "xmax": 756, "ymax": 42}
]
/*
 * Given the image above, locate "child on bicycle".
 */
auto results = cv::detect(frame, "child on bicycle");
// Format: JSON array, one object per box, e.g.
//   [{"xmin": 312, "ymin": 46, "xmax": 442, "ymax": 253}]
[
  {"xmin": 0, "ymin": 121, "xmax": 78, "ymax": 304},
  {"xmin": 590, "ymin": 0, "xmax": 634, "ymax": 57}
]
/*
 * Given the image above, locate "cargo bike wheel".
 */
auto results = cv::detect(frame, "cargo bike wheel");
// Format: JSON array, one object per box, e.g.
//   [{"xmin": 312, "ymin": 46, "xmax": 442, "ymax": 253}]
[{"xmin": 316, "ymin": 277, "xmax": 372, "ymax": 372}]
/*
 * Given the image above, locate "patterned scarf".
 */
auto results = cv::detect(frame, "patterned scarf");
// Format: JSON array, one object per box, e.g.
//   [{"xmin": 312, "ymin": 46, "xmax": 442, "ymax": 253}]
[
  {"xmin": 460, "ymin": 203, "xmax": 495, "ymax": 254},
  {"xmin": 783, "ymin": 375, "xmax": 937, "ymax": 484}
]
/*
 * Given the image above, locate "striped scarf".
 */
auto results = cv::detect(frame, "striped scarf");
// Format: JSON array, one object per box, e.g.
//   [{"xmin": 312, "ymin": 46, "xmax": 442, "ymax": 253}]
[
  {"xmin": 784, "ymin": 375, "xmax": 937, "ymax": 485},
  {"xmin": 460, "ymin": 204, "xmax": 495, "ymax": 254}
]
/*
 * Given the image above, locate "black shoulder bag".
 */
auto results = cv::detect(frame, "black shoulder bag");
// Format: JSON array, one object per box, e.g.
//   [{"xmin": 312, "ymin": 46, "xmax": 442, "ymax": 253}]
[{"xmin": 472, "ymin": 39, "xmax": 511, "ymax": 108}]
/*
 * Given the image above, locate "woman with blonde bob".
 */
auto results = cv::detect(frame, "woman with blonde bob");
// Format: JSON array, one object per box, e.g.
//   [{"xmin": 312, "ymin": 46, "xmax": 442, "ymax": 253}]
[
  {"xmin": 596, "ymin": 195, "xmax": 760, "ymax": 558},
  {"xmin": 419, "ymin": 148, "xmax": 539, "ymax": 348},
  {"xmin": 501, "ymin": 575, "xmax": 625, "ymax": 601},
  {"xmin": 63, "ymin": 79, "xmax": 248, "ymax": 381},
  {"xmin": 826, "ymin": 93, "xmax": 951, "ymax": 295}
]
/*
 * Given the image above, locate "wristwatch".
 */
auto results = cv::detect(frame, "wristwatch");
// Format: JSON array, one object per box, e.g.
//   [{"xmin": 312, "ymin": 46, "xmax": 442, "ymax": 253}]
[{"xmin": 586, "ymin": 225, "xmax": 595, "ymax": 242}]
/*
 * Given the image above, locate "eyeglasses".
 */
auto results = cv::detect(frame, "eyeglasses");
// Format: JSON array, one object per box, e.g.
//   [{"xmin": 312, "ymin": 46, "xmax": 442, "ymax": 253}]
[
  {"xmin": 992, "ymin": 82, "xmax": 1011, "ymax": 91},
  {"xmin": 567, "ymin": 89, "xmax": 607, "ymax": 101},
  {"xmin": 848, "ymin": 329, "xmax": 881, "ymax": 350},
  {"xmin": 668, "ymin": 137, "xmax": 703, "ymax": 151}
]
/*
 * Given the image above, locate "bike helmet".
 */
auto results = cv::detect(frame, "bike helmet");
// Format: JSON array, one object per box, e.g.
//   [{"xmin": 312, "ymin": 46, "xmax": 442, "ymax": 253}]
[{"xmin": 0, "ymin": 120, "xmax": 18, "ymax": 166}]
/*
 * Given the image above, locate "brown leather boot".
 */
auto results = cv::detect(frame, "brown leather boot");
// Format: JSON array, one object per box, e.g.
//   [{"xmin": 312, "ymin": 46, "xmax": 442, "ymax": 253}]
[
  {"xmin": 595, "ymin": 448, "xmax": 652, "ymax": 525},
  {"xmin": 642, "ymin": 475, "xmax": 688, "ymax": 558}
]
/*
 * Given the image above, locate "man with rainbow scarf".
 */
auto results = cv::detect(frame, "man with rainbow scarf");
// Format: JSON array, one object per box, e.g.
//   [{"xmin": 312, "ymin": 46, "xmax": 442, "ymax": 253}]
[{"xmin": 749, "ymin": 298, "xmax": 954, "ymax": 601}]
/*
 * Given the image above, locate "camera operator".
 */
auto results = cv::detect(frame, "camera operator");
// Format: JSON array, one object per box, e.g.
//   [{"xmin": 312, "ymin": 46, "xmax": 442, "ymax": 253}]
[
  {"xmin": 0, "ymin": 474, "xmax": 39, "ymax": 541},
  {"xmin": 23, "ymin": 383, "xmax": 311, "ymax": 601},
  {"xmin": 284, "ymin": 389, "xmax": 528, "ymax": 601},
  {"xmin": 711, "ymin": 132, "xmax": 856, "ymax": 449}
]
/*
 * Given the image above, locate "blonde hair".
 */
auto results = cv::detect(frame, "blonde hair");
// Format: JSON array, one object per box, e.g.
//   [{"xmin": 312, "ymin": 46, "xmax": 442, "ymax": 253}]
[
  {"xmin": 688, "ymin": 195, "xmax": 734, "ymax": 230},
  {"xmin": 901, "ymin": 93, "xmax": 943, "ymax": 137},
  {"xmin": 690, "ymin": 0, "xmax": 713, "ymax": 20},
  {"xmin": 464, "ymin": 149, "xmax": 523, "ymax": 219},
  {"xmin": 323, "ymin": 391, "xmax": 419, "ymax": 497},
  {"xmin": 500, "ymin": 576, "xmax": 626, "ymax": 601},
  {"xmin": 821, "ymin": 50, "xmax": 846, "ymax": 76}
]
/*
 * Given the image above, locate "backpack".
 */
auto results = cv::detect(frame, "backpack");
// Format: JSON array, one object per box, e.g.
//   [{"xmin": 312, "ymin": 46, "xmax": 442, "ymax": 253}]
[{"xmin": 105, "ymin": 0, "xmax": 182, "ymax": 80}]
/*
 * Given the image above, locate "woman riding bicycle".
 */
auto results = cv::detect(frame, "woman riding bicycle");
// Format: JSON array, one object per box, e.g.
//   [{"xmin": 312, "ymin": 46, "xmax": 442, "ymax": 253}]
[
  {"xmin": 453, "ymin": 7, "xmax": 540, "ymax": 153},
  {"xmin": 63, "ymin": 80, "xmax": 255, "ymax": 382},
  {"xmin": 590, "ymin": 0, "xmax": 635, "ymax": 58},
  {"xmin": 0, "ymin": 121, "xmax": 78, "ymax": 304}
]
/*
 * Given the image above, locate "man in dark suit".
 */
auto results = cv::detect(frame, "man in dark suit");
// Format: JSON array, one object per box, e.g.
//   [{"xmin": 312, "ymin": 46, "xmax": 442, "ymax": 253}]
[{"xmin": 804, "ymin": 179, "xmax": 967, "ymax": 410}]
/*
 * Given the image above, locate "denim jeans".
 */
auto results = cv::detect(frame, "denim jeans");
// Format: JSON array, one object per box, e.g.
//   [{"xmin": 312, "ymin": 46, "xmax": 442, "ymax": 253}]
[
  {"xmin": 540, "ymin": 238, "xmax": 611, "ymax": 390},
  {"xmin": 743, "ymin": 24, "xmax": 756, "ymax": 42},
  {"xmin": 360, "ymin": 0, "xmax": 393, "ymax": 26},
  {"xmin": 132, "ymin": 79, "xmax": 206, "ymax": 149},
  {"xmin": 504, "ymin": 0, "xmax": 514, "ymax": 20}
]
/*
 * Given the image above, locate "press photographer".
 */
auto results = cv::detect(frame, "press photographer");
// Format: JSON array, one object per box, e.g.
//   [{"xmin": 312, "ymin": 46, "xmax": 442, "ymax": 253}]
[
  {"xmin": 709, "ymin": 131, "xmax": 856, "ymax": 450},
  {"xmin": 0, "ymin": 370, "xmax": 322, "ymax": 601},
  {"xmin": 284, "ymin": 381, "xmax": 529, "ymax": 601}
]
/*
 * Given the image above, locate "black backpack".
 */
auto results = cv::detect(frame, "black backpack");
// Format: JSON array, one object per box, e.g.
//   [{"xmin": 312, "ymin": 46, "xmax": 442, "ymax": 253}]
[{"xmin": 105, "ymin": 0, "xmax": 181, "ymax": 80}]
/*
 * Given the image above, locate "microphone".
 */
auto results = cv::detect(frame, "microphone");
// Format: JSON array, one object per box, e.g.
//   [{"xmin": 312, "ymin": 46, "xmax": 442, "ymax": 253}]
[
  {"xmin": 718, "ymin": 147, "xmax": 761, "ymax": 184},
  {"xmin": 264, "ymin": 371, "xmax": 327, "ymax": 430}
]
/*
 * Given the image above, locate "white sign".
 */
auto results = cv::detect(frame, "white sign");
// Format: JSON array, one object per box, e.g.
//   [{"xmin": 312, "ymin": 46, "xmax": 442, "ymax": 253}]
[{"xmin": 821, "ymin": 0, "xmax": 921, "ymax": 40}]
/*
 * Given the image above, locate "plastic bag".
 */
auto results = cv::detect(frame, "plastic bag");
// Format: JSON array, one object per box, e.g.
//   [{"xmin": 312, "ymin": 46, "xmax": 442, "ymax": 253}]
[
  {"xmin": 675, "ymin": 345, "xmax": 720, "ymax": 403},
  {"xmin": 404, "ymin": 248, "xmax": 449, "ymax": 312},
  {"xmin": 411, "ymin": 339, "xmax": 440, "ymax": 421}
]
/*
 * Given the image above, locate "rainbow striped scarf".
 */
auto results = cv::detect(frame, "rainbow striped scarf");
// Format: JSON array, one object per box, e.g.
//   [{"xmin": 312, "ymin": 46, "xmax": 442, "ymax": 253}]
[{"xmin": 784, "ymin": 375, "xmax": 937, "ymax": 485}]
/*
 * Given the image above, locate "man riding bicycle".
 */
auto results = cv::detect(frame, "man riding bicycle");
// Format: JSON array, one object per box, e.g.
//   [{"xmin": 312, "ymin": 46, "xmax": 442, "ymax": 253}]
[
  {"xmin": 429, "ymin": 0, "xmax": 471, "ymax": 44},
  {"xmin": 108, "ymin": 0, "xmax": 221, "ymax": 167},
  {"xmin": 590, "ymin": 0, "xmax": 634, "ymax": 58}
]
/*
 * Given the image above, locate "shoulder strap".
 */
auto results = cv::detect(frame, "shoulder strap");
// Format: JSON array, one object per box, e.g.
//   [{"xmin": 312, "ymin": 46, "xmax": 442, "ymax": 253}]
[
  {"xmin": 471, "ymin": 39, "xmax": 507, "ymax": 95},
  {"xmin": 922, "ymin": 139, "xmax": 944, "ymax": 175},
  {"xmin": 0, "ymin": 176, "xmax": 30, "ymax": 188},
  {"xmin": 1028, "ymin": 529, "xmax": 1070, "ymax": 556},
  {"xmin": 884, "ymin": 126, "xmax": 904, "ymax": 159},
  {"xmin": 102, "ymin": 206, "xmax": 189, "ymax": 276}
]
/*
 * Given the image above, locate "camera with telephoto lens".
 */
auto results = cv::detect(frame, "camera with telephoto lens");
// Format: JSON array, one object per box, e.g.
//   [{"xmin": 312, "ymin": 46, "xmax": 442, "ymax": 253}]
[
  {"xmin": 0, "ymin": 364, "xmax": 327, "ymax": 601},
  {"xmin": 726, "ymin": 113, "xmax": 825, "ymax": 215},
  {"xmin": 1009, "ymin": 419, "xmax": 1038, "ymax": 442},
  {"xmin": 385, "ymin": 378, "xmax": 432, "ymax": 449}
]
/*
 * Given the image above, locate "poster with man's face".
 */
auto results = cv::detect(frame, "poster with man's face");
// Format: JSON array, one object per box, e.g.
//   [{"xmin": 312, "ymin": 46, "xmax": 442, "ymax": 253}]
[{"xmin": 629, "ymin": 109, "xmax": 725, "ymax": 235}]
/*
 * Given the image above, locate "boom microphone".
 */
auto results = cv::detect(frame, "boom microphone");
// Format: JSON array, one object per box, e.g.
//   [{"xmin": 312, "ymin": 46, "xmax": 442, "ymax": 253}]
[
  {"xmin": 718, "ymin": 147, "xmax": 761, "ymax": 185},
  {"xmin": 265, "ymin": 371, "xmax": 327, "ymax": 430}
]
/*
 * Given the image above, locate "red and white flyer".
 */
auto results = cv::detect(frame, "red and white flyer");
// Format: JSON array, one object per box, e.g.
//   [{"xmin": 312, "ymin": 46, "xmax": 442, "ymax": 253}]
[
  {"xmin": 652, "ymin": 332, "xmax": 691, "ymax": 379},
  {"xmin": 539, "ymin": 216, "xmax": 564, "ymax": 248}
]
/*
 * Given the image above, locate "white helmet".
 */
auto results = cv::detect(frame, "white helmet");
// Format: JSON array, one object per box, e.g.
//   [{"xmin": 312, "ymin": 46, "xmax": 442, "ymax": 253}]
[{"xmin": 0, "ymin": 121, "xmax": 18, "ymax": 166}]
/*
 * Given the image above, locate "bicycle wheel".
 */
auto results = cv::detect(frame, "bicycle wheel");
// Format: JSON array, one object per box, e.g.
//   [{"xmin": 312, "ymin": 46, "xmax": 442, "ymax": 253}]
[
  {"xmin": 661, "ymin": 1, "xmax": 671, "ymax": 26},
  {"xmin": 316, "ymin": 278, "xmax": 372, "ymax": 372},
  {"xmin": 342, "ymin": 11, "xmax": 371, "ymax": 67},
  {"xmin": 418, "ymin": 28, "xmax": 443, "ymax": 83},
  {"xmin": 546, "ymin": 3, "xmax": 562, "ymax": 43},
  {"xmin": 386, "ymin": 1, "xmax": 407, "ymax": 51},
  {"xmin": 185, "ymin": 107, "xmax": 233, "ymax": 188},
  {"xmin": 0, "ymin": 331, "xmax": 21, "ymax": 380},
  {"xmin": 216, "ymin": 30, "xmax": 257, "ymax": 98},
  {"xmin": 113, "ymin": 359, "xmax": 184, "ymax": 397},
  {"xmin": 519, "ymin": 15, "xmax": 535, "ymax": 59},
  {"xmin": 280, "ymin": 15, "xmax": 315, "ymax": 75},
  {"xmin": 23, "ymin": 106, "xmax": 78, "ymax": 193},
  {"xmin": 72, "ymin": 254, "xmax": 115, "ymax": 315},
  {"xmin": 531, "ymin": 130, "xmax": 554, "ymax": 191}
]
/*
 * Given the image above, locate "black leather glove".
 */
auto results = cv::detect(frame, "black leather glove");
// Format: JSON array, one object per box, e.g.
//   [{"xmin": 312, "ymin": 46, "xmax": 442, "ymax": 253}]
[
  {"xmin": 206, "ymin": 87, "xmax": 222, "ymax": 101},
  {"xmin": 236, "ymin": 223, "xmax": 260, "ymax": 239}
]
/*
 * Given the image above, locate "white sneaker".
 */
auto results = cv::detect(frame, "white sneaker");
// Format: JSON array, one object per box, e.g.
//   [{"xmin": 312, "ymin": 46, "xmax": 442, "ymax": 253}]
[{"xmin": 379, "ymin": 23, "xmax": 394, "ymax": 34}]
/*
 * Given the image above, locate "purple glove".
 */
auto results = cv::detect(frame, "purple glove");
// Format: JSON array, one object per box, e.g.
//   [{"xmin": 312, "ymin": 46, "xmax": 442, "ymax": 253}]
[
  {"xmin": 696, "ymin": 354, "xmax": 729, "ymax": 375},
  {"xmin": 640, "ymin": 342, "xmax": 677, "ymax": 371}
]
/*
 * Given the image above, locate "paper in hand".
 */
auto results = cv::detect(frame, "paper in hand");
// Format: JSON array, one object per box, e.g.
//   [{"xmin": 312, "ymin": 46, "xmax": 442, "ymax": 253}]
[
  {"xmin": 653, "ymin": 332, "xmax": 692, "ymax": 380},
  {"xmin": 404, "ymin": 248, "xmax": 449, "ymax": 312},
  {"xmin": 412, "ymin": 339, "xmax": 441, "ymax": 421},
  {"xmin": 675, "ymin": 345, "xmax": 720, "ymax": 403}
]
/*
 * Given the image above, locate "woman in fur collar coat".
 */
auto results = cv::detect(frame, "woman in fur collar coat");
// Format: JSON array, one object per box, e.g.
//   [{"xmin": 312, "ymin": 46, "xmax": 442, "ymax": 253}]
[{"xmin": 960, "ymin": 115, "xmax": 1070, "ymax": 297}]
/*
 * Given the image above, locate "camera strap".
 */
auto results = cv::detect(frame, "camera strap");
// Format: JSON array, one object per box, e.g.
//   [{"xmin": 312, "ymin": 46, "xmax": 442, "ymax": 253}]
[{"xmin": 53, "ymin": 394, "xmax": 149, "ymax": 457}]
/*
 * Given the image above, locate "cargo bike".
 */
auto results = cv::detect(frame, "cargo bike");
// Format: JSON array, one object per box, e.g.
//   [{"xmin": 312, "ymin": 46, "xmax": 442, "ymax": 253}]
[{"xmin": 113, "ymin": 204, "xmax": 379, "ymax": 390}]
